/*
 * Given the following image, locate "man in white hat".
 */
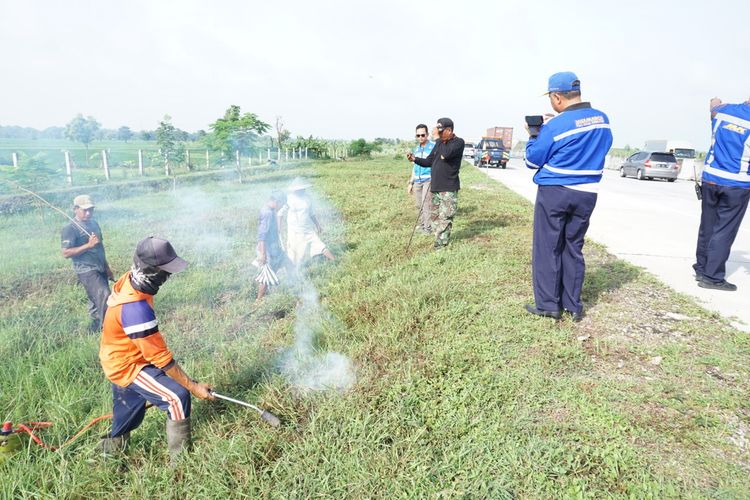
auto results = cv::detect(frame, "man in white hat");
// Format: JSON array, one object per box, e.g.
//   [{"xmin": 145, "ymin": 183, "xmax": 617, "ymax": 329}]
[
  {"xmin": 279, "ymin": 178, "xmax": 335, "ymax": 266},
  {"xmin": 61, "ymin": 194, "xmax": 114, "ymax": 331}
]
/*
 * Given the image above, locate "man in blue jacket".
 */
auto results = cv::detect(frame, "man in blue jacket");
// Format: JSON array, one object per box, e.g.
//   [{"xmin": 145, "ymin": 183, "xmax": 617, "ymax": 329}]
[
  {"xmin": 524, "ymin": 72, "xmax": 613, "ymax": 321},
  {"xmin": 407, "ymin": 123, "xmax": 436, "ymax": 234},
  {"xmin": 693, "ymin": 97, "xmax": 750, "ymax": 291}
]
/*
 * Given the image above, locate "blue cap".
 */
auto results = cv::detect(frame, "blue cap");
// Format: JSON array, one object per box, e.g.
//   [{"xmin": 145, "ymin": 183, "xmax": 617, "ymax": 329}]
[{"xmin": 546, "ymin": 71, "xmax": 580, "ymax": 94}]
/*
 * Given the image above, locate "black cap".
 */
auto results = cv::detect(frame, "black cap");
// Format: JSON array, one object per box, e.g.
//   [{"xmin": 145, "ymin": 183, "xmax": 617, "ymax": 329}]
[
  {"xmin": 135, "ymin": 236, "xmax": 188, "ymax": 273},
  {"xmin": 437, "ymin": 117, "xmax": 454, "ymax": 129}
]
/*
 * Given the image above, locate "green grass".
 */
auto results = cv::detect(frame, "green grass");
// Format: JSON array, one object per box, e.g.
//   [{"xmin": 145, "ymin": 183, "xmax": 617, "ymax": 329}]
[{"xmin": 1, "ymin": 158, "xmax": 749, "ymax": 497}]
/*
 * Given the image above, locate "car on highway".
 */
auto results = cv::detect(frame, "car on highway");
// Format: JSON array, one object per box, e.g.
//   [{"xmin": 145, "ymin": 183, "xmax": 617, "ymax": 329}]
[
  {"xmin": 619, "ymin": 151, "xmax": 680, "ymax": 182},
  {"xmin": 473, "ymin": 138, "xmax": 509, "ymax": 168},
  {"xmin": 463, "ymin": 142, "xmax": 475, "ymax": 159}
]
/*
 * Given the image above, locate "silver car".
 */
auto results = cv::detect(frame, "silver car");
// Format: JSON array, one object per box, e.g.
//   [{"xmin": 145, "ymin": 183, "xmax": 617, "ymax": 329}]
[
  {"xmin": 619, "ymin": 151, "xmax": 680, "ymax": 182},
  {"xmin": 463, "ymin": 142, "xmax": 475, "ymax": 159}
]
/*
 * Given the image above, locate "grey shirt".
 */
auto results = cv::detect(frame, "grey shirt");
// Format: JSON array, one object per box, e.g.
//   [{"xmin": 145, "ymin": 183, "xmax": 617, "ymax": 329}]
[{"xmin": 61, "ymin": 219, "xmax": 108, "ymax": 274}]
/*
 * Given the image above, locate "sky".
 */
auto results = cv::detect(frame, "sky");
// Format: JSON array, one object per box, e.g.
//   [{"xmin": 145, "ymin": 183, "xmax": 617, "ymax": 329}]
[{"xmin": 1, "ymin": 0, "xmax": 749, "ymax": 149}]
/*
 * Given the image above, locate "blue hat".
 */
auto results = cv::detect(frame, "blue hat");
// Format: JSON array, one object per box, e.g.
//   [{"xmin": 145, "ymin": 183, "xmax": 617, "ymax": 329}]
[{"xmin": 545, "ymin": 71, "xmax": 580, "ymax": 94}]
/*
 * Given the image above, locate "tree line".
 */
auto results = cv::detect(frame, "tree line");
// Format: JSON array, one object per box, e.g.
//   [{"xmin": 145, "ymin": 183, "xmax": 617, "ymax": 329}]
[{"xmin": 2, "ymin": 106, "xmax": 394, "ymax": 169}]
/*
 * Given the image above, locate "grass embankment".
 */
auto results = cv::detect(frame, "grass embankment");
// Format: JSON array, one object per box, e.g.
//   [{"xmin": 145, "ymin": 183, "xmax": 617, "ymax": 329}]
[{"xmin": 1, "ymin": 158, "xmax": 748, "ymax": 497}]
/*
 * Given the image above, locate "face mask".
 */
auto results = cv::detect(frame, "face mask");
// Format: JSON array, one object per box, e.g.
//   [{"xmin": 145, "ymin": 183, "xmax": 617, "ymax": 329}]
[{"xmin": 130, "ymin": 258, "xmax": 171, "ymax": 295}]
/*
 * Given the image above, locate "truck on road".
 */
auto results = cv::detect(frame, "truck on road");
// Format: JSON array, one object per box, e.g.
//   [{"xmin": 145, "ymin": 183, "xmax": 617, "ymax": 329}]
[{"xmin": 474, "ymin": 127, "xmax": 513, "ymax": 169}]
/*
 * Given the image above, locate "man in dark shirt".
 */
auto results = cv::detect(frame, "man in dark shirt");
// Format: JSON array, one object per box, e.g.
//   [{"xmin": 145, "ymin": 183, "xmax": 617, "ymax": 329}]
[
  {"xmin": 255, "ymin": 191, "xmax": 290, "ymax": 302},
  {"xmin": 61, "ymin": 194, "xmax": 114, "ymax": 331},
  {"xmin": 407, "ymin": 117, "xmax": 465, "ymax": 249}
]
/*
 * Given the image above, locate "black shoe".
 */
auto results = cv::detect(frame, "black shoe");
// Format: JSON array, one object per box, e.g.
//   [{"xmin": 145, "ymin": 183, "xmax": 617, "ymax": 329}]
[
  {"xmin": 698, "ymin": 278, "xmax": 737, "ymax": 291},
  {"xmin": 565, "ymin": 309, "xmax": 584, "ymax": 322},
  {"xmin": 524, "ymin": 304, "xmax": 561, "ymax": 320}
]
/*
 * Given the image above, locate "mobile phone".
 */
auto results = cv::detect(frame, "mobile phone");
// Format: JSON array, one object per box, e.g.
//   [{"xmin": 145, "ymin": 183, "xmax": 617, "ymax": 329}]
[
  {"xmin": 694, "ymin": 182, "xmax": 702, "ymax": 200},
  {"xmin": 525, "ymin": 115, "xmax": 544, "ymax": 138}
]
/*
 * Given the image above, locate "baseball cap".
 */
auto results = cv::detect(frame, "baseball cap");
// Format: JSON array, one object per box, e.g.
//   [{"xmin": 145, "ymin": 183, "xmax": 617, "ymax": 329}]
[
  {"xmin": 545, "ymin": 71, "xmax": 581, "ymax": 94},
  {"xmin": 436, "ymin": 117, "xmax": 454, "ymax": 130},
  {"xmin": 134, "ymin": 236, "xmax": 188, "ymax": 273},
  {"xmin": 73, "ymin": 194, "xmax": 94, "ymax": 209}
]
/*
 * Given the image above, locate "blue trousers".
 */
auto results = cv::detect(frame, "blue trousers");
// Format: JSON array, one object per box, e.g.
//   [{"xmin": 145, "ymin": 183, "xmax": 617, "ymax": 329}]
[
  {"xmin": 532, "ymin": 185, "xmax": 598, "ymax": 314},
  {"xmin": 110, "ymin": 365, "xmax": 191, "ymax": 438},
  {"xmin": 694, "ymin": 182, "xmax": 750, "ymax": 282}
]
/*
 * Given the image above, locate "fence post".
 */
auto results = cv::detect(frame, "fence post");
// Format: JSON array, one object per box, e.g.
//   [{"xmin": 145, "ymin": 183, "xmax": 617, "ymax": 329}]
[
  {"xmin": 64, "ymin": 151, "xmax": 72, "ymax": 185},
  {"xmin": 305, "ymin": 147, "xmax": 308, "ymax": 159},
  {"xmin": 205, "ymin": 149, "xmax": 210, "ymax": 169},
  {"xmin": 164, "ymin": 155, "xmax": 170, "ymax": 176},
  {"xmin": 11, "ymin": 152, "xmax": 18, "ymax": 168},
  {"xmin": 138, "ymin": 149, "xmax": 144, "ymax": 176},
  {"xmin": 186, "ymin": 148, "xmax": 191, "ymax": 170},
  {"xmin": 267, "ymin": 148, "xmax": 271, "ymax": 160},
  {"xmin": 277, "ymin": 148, "xmax": 281, "ymax": 162},
  {"xmin": 235, "ymin": 149, "xmax": 242, "ymax": 183},
  {"xmin": 102, "ymin": 150, "xmax": 111, "ymax": 180},
  {"xmin": 285, "ymin": 148, "xmax": 288, "ymax": 161}
]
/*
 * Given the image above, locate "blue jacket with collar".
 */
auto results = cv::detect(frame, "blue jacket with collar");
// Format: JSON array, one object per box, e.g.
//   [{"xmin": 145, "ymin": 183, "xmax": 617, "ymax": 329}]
[
  {"xmin": 704, "ymin": 102, "xmax": 750, "ymax": 189},
  {"xmin": 525, "ymin": 102, "xmax": 613, "ymax": 186}
]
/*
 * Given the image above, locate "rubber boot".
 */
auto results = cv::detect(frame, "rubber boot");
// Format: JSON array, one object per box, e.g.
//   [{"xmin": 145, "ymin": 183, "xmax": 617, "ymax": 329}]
[
  {"xmin": 100, "ymin": 432, "xmax": 129, "ymax": 457},
  {"xmin": 166, "ymin": 418, "xmax": 192, "ymax": 465}
]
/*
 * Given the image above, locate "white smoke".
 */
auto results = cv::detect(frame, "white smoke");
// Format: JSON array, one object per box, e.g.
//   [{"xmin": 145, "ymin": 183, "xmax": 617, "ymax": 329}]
[{"xmin": 278, "ymin": 260, "xmax": 356, "ymax": 393}]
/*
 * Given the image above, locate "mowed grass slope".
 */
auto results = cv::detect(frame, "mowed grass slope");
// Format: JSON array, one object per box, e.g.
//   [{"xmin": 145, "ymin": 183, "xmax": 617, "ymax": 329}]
[{"xmin": 1, "ymin": 158, "xmax": 749, "ymax": 498}]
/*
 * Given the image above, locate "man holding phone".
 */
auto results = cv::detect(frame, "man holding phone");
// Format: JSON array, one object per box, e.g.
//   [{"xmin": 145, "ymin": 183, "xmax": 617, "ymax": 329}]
[
  {"xmin": 523, "ymin": 72, "xmax": 613, "ymax": 321},
  {"xmin": 407, "ymin": 118, "xmax": 465, "ymax": 249}
]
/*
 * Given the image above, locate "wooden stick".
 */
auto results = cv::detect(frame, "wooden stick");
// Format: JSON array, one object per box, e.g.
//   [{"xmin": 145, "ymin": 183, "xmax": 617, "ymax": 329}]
[{"xmin": 1, "ymin": 180, "xmax": 92, "ymax": 237}]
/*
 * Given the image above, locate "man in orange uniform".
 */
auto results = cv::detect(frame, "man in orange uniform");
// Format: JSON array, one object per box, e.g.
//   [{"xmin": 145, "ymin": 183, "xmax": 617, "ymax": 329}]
[{"xmin": 99, "ymin": 236, "xmax": 214, "ymax": 461}]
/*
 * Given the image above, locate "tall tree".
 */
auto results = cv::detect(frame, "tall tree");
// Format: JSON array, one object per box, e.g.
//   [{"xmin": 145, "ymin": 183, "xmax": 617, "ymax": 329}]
[
  {"xmin": 117, "ymin": 126, "xmax": 134, "ymax": 142},
  {"xmin": 140, "ymin": 130, "xmax": 155, "ymax": 141},
  {"xmin": 65, "ymin": 114, "xmax": 100, "ymax": 166},
  {"xmin": 275, "ymin": 116, "xmax": 291, "ymax": 150},
  {"xmin": 156, "ymin": 115, "xmax": 184, "ymax": 174},
  {"xmin": 205, "ymin": 105, "xmax": 270, "ymax": 159}
]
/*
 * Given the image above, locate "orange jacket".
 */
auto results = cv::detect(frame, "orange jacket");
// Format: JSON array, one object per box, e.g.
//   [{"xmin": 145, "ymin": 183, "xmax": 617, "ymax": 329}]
[{"xmin": 99, "ymin": 272, "xmax": 174, "ymax": 387}]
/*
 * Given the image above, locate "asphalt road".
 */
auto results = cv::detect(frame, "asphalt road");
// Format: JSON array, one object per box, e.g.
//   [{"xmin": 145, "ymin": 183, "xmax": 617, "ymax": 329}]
[{"xmin": 477, "ymin": 158, "xmax": 750, "ymax": 331}]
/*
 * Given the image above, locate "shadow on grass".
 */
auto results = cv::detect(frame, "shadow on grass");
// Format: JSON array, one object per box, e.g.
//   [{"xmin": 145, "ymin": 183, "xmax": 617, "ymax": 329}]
[
  {"xmin": 453, "ymin": 216, "xmax": 512, "ymax": 241},
  {"xmin": 582, "ymin": 258, "xmax": 641, "ymax": 307}
]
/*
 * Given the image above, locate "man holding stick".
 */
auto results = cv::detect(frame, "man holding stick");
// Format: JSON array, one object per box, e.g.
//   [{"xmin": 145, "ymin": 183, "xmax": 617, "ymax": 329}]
[
  {"xmin": 407, "ymin": 123, "xmax": 435, "ymax": 234},
  {"xmin": 61, "ymin": 194, "xmax": 114, "ymax": 332}
]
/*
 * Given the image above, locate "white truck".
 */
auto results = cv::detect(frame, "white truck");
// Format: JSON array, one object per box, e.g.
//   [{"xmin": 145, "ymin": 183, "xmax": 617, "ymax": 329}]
[{"xmin": 643, "ymin": 140, "xmax": 698, "ymax": 179}]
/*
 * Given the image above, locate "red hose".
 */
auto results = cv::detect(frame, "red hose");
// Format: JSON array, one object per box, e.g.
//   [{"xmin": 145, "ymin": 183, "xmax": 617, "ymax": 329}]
[
  {"xmin": 15, "ymin": 414, "xmax": 112, "ymax": 451},
  {"xmin": 13, "ymin": 404, "xmax": 152, "ymax": 452}
]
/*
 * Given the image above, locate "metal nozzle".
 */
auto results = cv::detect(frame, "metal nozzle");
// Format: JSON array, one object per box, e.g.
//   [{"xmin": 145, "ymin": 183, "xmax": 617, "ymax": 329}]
[
  {"xmin": 210, "ymin": 391, "xmax": 281, "ymax": 428},
  {"xmin": 260, "ymin": 411, "xmax": 281, "ymax": 428}
]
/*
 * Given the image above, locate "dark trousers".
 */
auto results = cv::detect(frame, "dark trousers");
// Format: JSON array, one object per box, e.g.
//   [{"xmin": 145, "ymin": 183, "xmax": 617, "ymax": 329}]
[
  {"xmin": 77, "ymin": 270, "xmax": 110, "ymax": 331},
  {"xmin": 110, "ymin": 365, "xmax": 192, "ymax": 438},
  {"xmin": 532, "ymin": 185, "xmax": 598, "ymax": 314},
  {"xmin": 694, "ymin": 182, "xmax": 750, "ymax": 282}
]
